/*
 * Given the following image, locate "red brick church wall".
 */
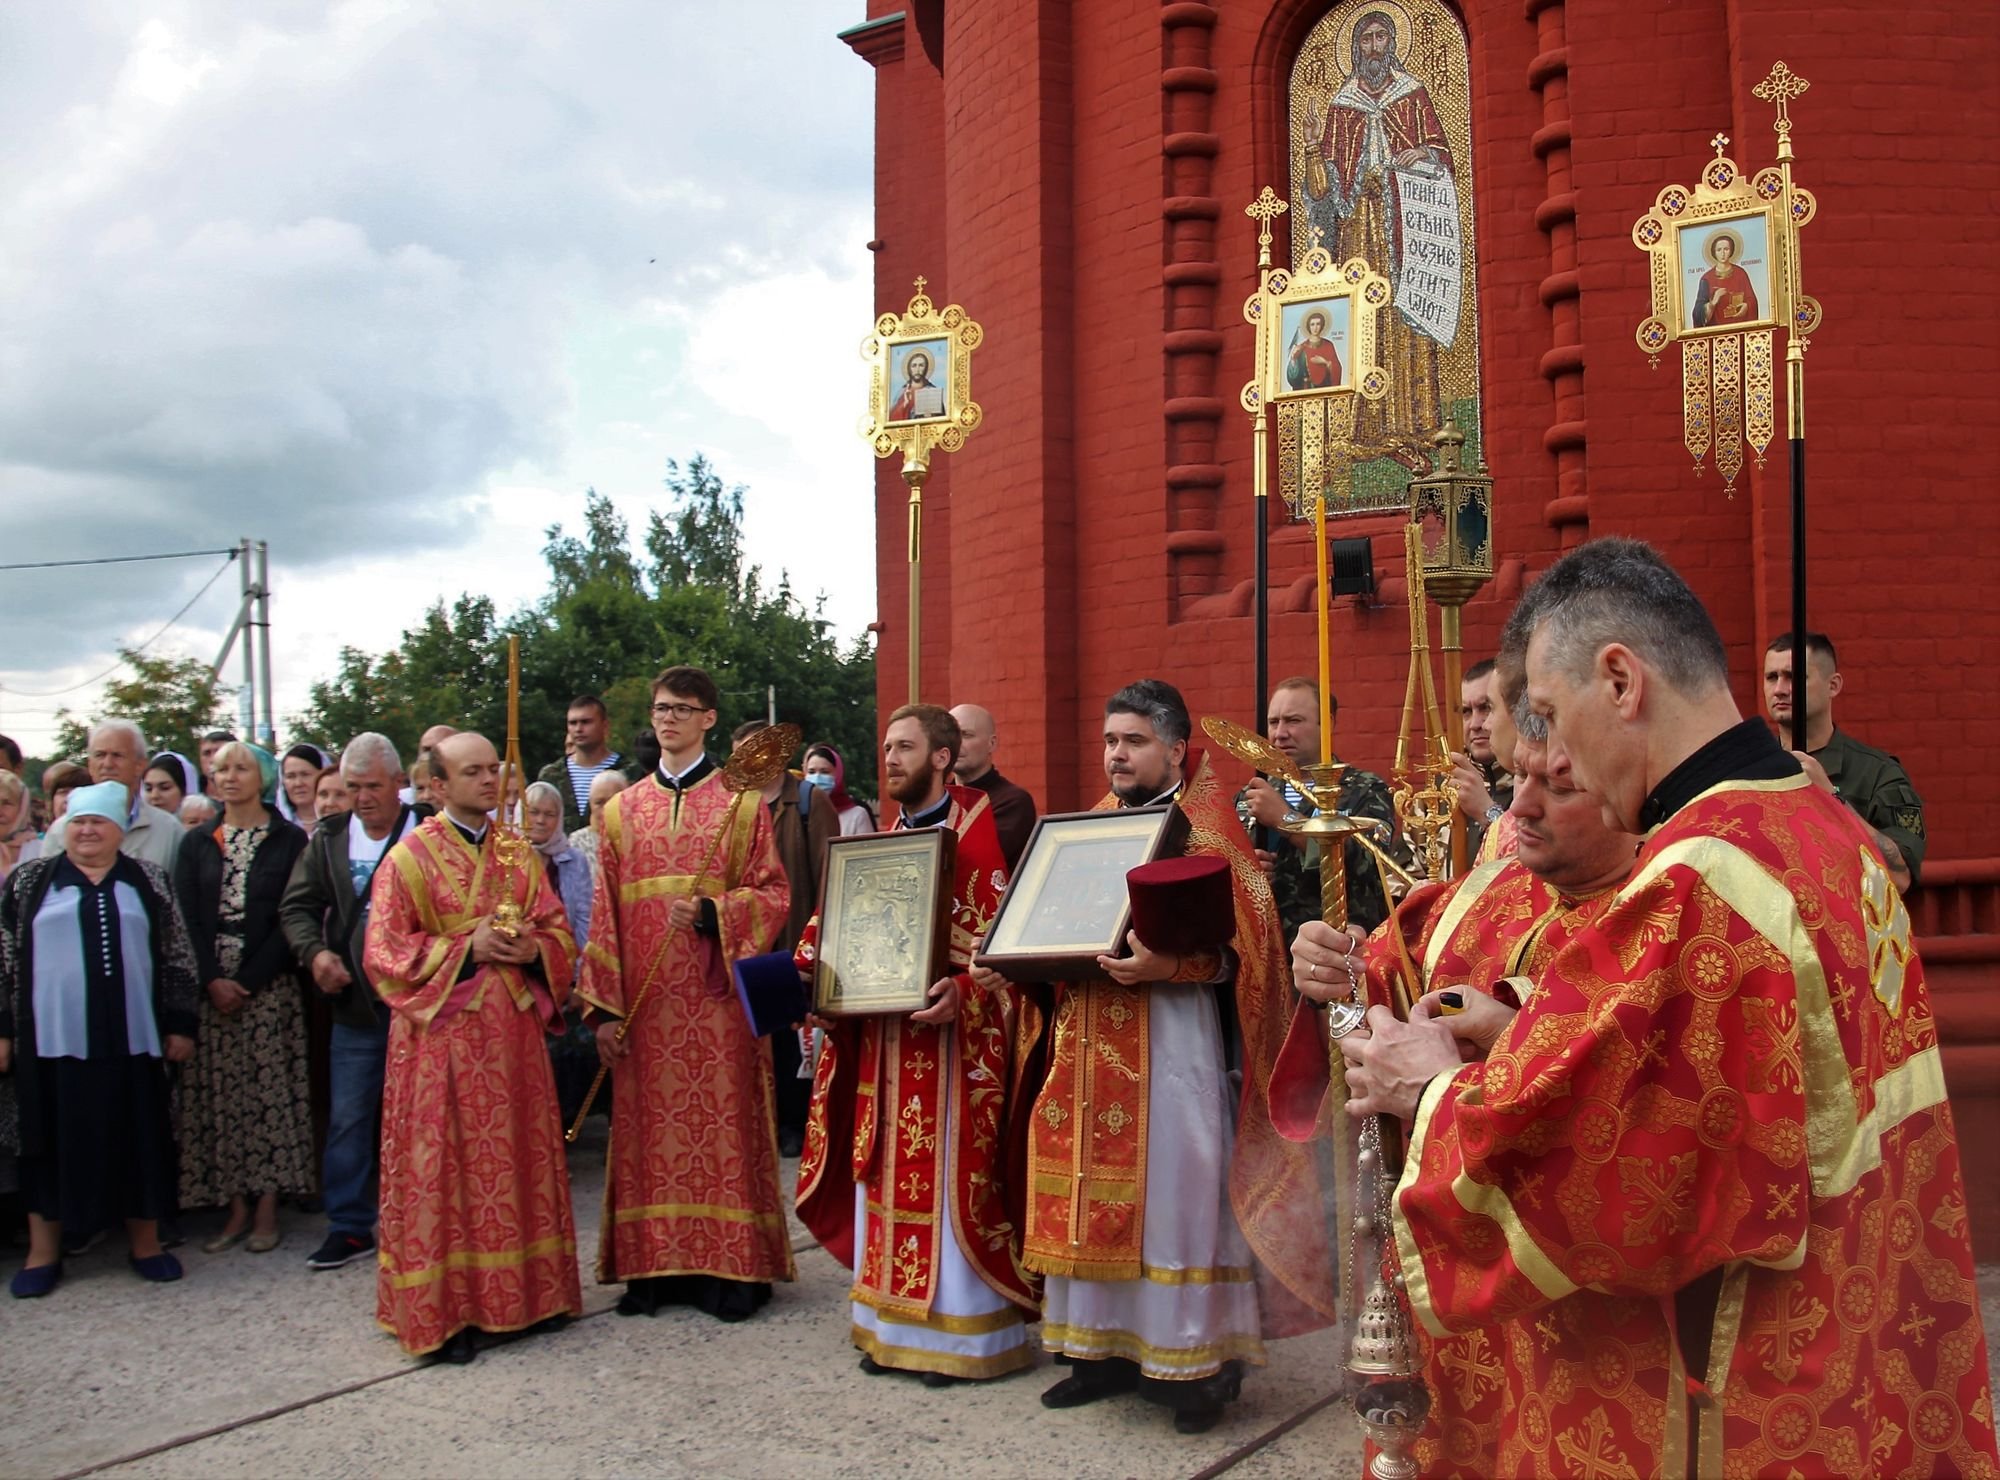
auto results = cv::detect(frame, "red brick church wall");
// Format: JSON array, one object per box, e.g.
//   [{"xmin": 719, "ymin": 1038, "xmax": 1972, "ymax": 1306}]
[{"xmin": 843, "ymin": 0, "xmax": 2000, "ymax": 1252}]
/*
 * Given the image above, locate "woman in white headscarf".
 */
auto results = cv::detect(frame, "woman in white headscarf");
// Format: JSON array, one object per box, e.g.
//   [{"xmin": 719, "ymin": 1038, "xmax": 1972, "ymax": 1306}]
[
  {"xmin": 275, "ymin": 744, "xmax": 334, "ymax": 829},
  {"xmin": 143, "ymin": 752, "xmax": 200, "ymax": 818}
]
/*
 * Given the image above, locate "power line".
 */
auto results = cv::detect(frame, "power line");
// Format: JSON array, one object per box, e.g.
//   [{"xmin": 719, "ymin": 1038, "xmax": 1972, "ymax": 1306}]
[
  {"xmin": 0, "ymin": 547, "xmax": 239, "ymax": 574},
  {"xmin": 0, "ymin": 556, "xmax": 240, "ymax": 698}
]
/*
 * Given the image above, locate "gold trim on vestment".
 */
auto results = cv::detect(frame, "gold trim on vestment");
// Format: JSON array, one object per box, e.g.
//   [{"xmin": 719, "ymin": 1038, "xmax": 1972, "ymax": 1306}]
[
  {"xmin": 1698, "ymin": 1261, "xmax": 1753, "ymax": 1471},
  {"xmin": 1135, "ymin": 1262, "xmax": 1255, "ymax": 1286},
  {"xmin": 859, "ymin": 1297, "xmax": 1025, "ymax": 1336},
  {"xmin": 618, "ymin": 873, "xmax": 716, "ymax": 902},
  {"xmin": 378, "ymin": 1234, "xmax": 575, "ymax": 1290},
  {"xmin": 1817, "ymin": 1045, "xmax": 1947, "ymax": 1200},
  {"xmin": 851, "ymin": 1324, "xmax": 1034, "ymax": 1379},
  {"xmin": 1039, "ymin": 1321, "xmax": 1267, "ymax": 1374},
  {"xmin": 1421, "ymin": 858, "xmax": 1513, "ymax": 982},
  {"xmin": 610, "ymin": 1201, "xmax": 787, "ymax": 1230},
  {"xmin": 1394, "ymin": 1068, "xmax": 1460, "ymax": 1340},
  {"xmin": 1032, "ymin": 1172, "xmax": 1138, "ymax": 1201},
  {"xmin": 1624, "ymin": 835, "xmax": 1855, "ymax": 1199},
  {"xmin": 1663, "ymin": 1295, "xmax": 1689, "ymax": 1480}
]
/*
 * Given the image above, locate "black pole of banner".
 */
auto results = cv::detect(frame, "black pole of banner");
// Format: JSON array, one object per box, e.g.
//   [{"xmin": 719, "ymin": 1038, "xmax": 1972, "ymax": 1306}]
[
  {"xmin": 1255, "ymin": 497, "xmax": 1270, "ymax": 736},
  {"xmin": 1790, "ymin": 435, "xmax": 1807, "ymax": 753}
]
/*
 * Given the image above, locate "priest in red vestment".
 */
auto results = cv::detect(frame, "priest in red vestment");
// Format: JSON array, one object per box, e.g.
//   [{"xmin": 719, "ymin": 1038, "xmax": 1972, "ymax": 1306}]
[
  {"xmin": 578, "ymin": 666, "xmax": 793, "ymax": 1322},
  {"xmin": 363, "ymin": 733, "xmax": 581, "ymax": 1364},
  {"xmin": 796, "ymin": 703, "xmax": 1037, "ymax": 1384},
  {"xmin": 1280, "ymin": 731, "xmax": 1641, "ymax": 1476},
  {"xmin": 1343, "ymin": 540, "xmax": 1998, "ymax": 1479},
  {"xmin": 1008, "ymin": 679, "xmax": 1334, "ymax": 1436}
]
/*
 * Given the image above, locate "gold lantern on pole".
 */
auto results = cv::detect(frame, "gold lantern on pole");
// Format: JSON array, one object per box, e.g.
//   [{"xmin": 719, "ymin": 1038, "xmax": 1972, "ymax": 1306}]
[{"xmin": 1407, "ymin": 425, "xmax": 1493, "ymax": 877}]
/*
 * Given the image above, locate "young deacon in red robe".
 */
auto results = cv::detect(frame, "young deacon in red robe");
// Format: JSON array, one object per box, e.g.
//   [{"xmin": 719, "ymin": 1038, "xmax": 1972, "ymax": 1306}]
[
  {"xmin": 796, "ymin": 703, "xmax": 1036, "ymax": 1384},
  {"xmin": 1342, "ymin": 541, "xmax": 1998, "ymax": 1479},
  {"xmin": 579, "ymin": 666, "xmax": 792, "ymax": 1322},
  {"xmin": 363, "ymin": 733, "xmax": 581, "ymax": 1364},
  {"xmin": 1282, "ymin": 734, "xmax": 1641, "ymax": 1476},
  {"xmin": 1008, "ymin": 680, "xmax": 1335, "ymax": 1436}
]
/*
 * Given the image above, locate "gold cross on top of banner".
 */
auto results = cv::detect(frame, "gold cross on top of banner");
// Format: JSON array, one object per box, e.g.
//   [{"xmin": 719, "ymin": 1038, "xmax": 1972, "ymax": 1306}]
[
  {"xmin": 1710, "ymin": 133, "xmax": 1730, "ymax": 157},
  {"xmin": 912, "ymin": 275, "xmax": 927, "ymax": 293}
]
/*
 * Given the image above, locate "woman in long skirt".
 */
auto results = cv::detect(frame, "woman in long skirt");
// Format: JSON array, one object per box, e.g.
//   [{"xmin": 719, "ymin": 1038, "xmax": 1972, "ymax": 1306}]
[{"xmin": 1, "ymin": 781, "xmax": 199, "ymax": 1297}]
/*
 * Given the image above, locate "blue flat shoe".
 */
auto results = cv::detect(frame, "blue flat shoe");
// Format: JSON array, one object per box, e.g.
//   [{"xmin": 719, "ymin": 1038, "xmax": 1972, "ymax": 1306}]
[
  {"xmin": 129, "ymin": 1252, "xmax": 183, "ymax": 1283},
  {"xmin": 10, "ymin": 1262, "xmax": 62, "ymax": 1298}
]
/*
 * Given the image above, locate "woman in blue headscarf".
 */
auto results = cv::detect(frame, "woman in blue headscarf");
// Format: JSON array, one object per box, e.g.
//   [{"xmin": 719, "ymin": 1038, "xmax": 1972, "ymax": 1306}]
[
  {"xmin": 2, "ymin": 781, "xmax": 199, "ymax": 1296},
  {"xmin": 172, "ymin": 742, "xmax": 314, "ymax": 1253}
]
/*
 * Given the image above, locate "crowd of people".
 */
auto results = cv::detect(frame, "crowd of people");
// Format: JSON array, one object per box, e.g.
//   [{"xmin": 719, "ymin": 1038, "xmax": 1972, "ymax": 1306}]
[{"xmin": 0, "ymin": 537, "xmax": 1987, "ymax": 1475}]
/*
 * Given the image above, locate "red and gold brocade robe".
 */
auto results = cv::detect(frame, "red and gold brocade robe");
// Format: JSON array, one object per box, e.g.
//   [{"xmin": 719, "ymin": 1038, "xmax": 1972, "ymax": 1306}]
[
  {"xmin": 795, "ymin": 788, "xmax": 1037, "ymax": 1336},
  {"xmin": 363, "ymin": 816, "xmax": 582, "ymax": 1356},
  {"xmin": 1269, "ymin": 858, "xmax": 1621, "ymax": 1478},
  {"xmin": 578, "ymin": 769, "xmax": 793, "ymax": 1287},
  {"xmin": 1023, "ymin": 750, "xmax": 1336, "ymax": 1338},
  {"xmin": 1393, "ymin": 775, "xmax": 1999, "ymax": 1479}
]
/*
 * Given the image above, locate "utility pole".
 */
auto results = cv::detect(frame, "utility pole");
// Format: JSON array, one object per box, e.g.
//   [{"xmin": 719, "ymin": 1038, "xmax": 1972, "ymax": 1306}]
[{"xmin": 254, "ymin": 540, "xmax": 274, "ymax": 747}]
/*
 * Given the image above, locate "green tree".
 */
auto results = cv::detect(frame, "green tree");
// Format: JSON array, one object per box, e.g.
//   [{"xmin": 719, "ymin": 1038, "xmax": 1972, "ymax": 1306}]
[
  {"xmin": 294, "ymin": 457, "xmax": 880, "ymax": 802},
  {"xmin": 52, "ymin": 649, "xmax": 232, "ymax": 764}
]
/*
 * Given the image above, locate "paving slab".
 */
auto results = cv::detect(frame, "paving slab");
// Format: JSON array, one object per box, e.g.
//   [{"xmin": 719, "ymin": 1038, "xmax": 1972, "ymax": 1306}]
[{"xmin": 4, "ymin": 1119, "xmax": 1992, "ymax": 1480}]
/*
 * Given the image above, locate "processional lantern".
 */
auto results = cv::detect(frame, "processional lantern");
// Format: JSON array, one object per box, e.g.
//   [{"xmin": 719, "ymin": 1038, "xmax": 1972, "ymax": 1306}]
[{"xmin": 859, "ymin": 278, "xmax": 984, "ymax": 704}]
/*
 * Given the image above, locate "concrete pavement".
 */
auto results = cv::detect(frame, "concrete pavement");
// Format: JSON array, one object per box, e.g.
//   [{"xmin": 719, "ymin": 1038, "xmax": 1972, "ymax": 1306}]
[{"xmin": 6, "ymin": 1123, "xmax": 1996, "ymax": 1478}]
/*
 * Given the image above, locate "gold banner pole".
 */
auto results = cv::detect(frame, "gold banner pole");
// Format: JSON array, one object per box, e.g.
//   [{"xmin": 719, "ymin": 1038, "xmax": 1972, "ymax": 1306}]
[{"xmin": 904, "ymin": 455, "xmax": 928, "ymax": 705}]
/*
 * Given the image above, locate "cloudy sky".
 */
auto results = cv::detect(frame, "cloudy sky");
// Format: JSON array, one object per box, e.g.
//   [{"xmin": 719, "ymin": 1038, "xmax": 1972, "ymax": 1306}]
[{"xmin": 0, "ymin": 0, "xmax": 878, "ymax": 754}]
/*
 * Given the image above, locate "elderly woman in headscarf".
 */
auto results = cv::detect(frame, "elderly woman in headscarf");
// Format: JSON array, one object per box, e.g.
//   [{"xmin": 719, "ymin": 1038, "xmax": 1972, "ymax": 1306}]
[
  {"xmin": 276, "ymin": 744, "xmax": 333, "ymax": 829},
  {"xmin": 1, "ymin": 782, "xmax": 199, "ymax": 1297},
  {"xmin": 523, "ymin": 781, "xmax": 590, "ymax": 950},
  {"xmin": 802, "ymin": 743, "xmax": 877, "ymax": 835},
  {"xmin": 172, "ymin": 741, "xmax": 314, "ymax": 1254},
  {"xmin": 142, "ymin": 752, "xmax": 200, "ymax": 819}
]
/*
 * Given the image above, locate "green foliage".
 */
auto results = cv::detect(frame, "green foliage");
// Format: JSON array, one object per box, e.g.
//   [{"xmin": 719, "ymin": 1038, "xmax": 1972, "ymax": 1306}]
[
  {"xmin": 51, "ymin": 649, "xmax": 231, "ymax": 765},
  {"xmin": 294, "ymin": 455, "xmax": 879, "ymax": 800}
]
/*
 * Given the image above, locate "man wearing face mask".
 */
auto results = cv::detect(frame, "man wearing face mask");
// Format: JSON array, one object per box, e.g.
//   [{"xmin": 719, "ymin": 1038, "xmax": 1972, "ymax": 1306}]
[{"xmin": 1001, "ymin": 679, "xmax": 1333, "ymax": 1435}]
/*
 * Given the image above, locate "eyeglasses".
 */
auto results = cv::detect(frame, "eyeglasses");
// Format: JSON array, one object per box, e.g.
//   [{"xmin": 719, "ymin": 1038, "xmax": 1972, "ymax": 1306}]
[{"xmin": 651, "ymin": 702, "xmax": 709, "ymax": 720}]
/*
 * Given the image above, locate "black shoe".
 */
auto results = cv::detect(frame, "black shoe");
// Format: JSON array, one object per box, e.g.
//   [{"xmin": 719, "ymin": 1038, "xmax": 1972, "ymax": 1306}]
[
  {"xmin": 777, "ymin": 1126, "xmax": 805, "ymax": 1158},
  {"xmin": 434, "ymin": 1329, "xmax": 479, "ymax": 1365},
  {"xmin": 696, "ymin": 1277, "xmax": 770, "ymax": 1324},
  {"xmin": 306, "ymin": 1232, "xmax": 377, "ymax": 1270},
  {"xmin": 1174, "ymin": 1405, "xmax": 1225, "ymax": 1434},
  {"xmin": 616, "ymin": 1278, "xmax": 664, "ymax": 1318},
  {"xmin": 919, "ymin": 1370, "xmax": 962, "ymax": 1389},
  {"xmin": 1041, "ymin": 1358, "xmax": 1140, "ymax": 1409},
  {"xmin": 858, "ymin": 1354, "xmax": 889, "ymax": 1375}
]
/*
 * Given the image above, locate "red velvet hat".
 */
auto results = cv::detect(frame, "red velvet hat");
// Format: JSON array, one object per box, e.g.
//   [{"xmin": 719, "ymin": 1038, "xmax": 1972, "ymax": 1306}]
[{"xmin": 1125, "ymin": 855, "xmax": 1235, "ymax": 956}]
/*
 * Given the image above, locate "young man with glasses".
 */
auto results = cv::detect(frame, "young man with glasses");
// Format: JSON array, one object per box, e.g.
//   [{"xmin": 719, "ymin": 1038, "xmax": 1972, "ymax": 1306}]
[{"xmin": 577, "ymin": 665, "xmax": 795, "ymax": 1322}]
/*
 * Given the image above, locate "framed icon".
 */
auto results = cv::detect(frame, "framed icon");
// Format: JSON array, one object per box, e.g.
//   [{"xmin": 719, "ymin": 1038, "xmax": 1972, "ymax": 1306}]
[
  {"xmin": 811, "ymin": 828, "xmax": 957, "ymax": 1016},
  {"xmin": 974, "ymin": 804, "xmax": 1190, "ymax": 981},
  {"xmin": 1674, "ymin": 211, "xmax": 1776, "ymax": 336}
]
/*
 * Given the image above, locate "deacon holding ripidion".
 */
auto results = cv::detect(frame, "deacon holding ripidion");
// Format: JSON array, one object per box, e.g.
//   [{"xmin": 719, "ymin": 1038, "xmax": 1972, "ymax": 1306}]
[
  {"xmin": 795, "ymin": 704, "xmax": 1037, "ymax": 1385},
  {"xmin": 362, "ymin": 733, "xmax": 581, "ymax": 1364},
  {"xmin": 1340, "ymin": 540, "xmax": 1998, "ymax": 1478},
  {"xmin": 578, "ymin": 665, "xmax": 793, "ymax": 1322},
  {"xmin": 1013, "ymin": 680, "xmax": 1334, "ymax": 1434}
]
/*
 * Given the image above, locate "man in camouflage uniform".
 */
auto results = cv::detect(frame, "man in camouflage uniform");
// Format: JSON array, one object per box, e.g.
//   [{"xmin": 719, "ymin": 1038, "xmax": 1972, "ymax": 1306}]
[
  {"xmin": 1237, "ymin": 676, "xmax": 1403, "ymax": 945},
  {"xmin": 1763, "ymin": 631, "xmax": 1926, "ymax": 890}
]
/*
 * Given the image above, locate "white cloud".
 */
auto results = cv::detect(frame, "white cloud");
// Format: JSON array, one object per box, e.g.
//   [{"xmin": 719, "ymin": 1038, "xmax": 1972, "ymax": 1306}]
[{"xmin": 0, "ymin": 0, "xmax": 879, "ymax": 754}]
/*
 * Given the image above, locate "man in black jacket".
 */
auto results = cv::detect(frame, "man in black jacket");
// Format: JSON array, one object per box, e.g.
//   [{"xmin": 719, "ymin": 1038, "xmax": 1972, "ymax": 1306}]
[{"xmin": 280, "ymin": 732, "xmax": 428, "ymax": 1271}]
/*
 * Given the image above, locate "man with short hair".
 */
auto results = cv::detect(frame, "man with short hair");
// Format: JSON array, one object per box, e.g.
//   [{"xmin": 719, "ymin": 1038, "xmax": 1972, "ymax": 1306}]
[
  {"xmin": 362, "ymin": 733, "xmax": 580, "ymax": 1363},
  {"xmin": 1013, "ymin": 680, "xmax": 1333, "ymax": 1434},
  {"xmin": 43, "ymin": 720, "xmax": 184, "ymax": 871},
  {"xmin": 280, "ymin": 733, "xmax": 428, "ymax": 1271},
  {"xmin": 948, "ymin": 703, "xmax": 1039, "ymax": 869},
  {"xmin": 198, "ymin": 730, "xmax": 237, "ymax": 786},
  {"xmin": 1449, "ymin": 657, "xmax": 1513, "ymax": 859},
  {"xmin": 579, "ymin": 666, "xmax": 793, "ymax": 1322},
  {"xmin": 1341, "ymin": 539, "xmax": 1995, "ymax": 1477},
  {"xmin": 538, "ymin": 695, "xmax": 622, "ymax": 839},
  {"xmin": 399, "ymin": 724, "xmax": 457, "ymax": 806},
  {"xmin": 1763, "ymin": 631, "xmax": 1925, "ymax": 891},
  {"xmin": 178, "ymin": 795, "xmax": 219, "ymax": 831},
  {"xmin": 796, "ymin": 704, "xmax": 1034, "ymax": 1385},
  {"xmin": 1237, "ymin": 676, "xmax": 1400, "ymax": 944}
]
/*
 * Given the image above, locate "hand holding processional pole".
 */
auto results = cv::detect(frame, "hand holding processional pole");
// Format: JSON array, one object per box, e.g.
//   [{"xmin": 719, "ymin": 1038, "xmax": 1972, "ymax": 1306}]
[
  {"xmin": 860, "ymin": 279, "xmax": 985, "ymax": 705},
  {"xmin": 564, "ymin": 723, "xmax": 802, "ymax": 1143}
]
